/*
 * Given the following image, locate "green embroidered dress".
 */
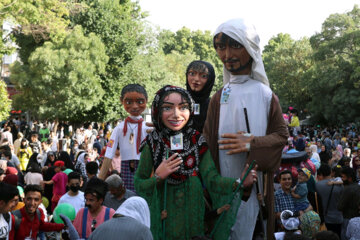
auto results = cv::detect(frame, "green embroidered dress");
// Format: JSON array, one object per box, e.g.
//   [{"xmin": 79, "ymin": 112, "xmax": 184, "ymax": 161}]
[{"xmin": 135, "ymin": 145, "xmax": 239, "ymax": 240}]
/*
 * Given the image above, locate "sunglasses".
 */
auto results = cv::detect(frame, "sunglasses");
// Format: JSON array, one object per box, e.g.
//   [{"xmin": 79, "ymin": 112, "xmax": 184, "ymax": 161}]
[{"xmin": 91, "ymin": 219, "xmax": 97, "ymax": 232}]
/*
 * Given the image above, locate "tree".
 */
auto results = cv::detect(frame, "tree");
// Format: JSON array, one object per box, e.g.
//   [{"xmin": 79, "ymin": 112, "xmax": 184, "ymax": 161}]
[
  {"xmin": 122, "ymin": 49, "xmax": 197, "ymax": 117},
  {"xmin": 157, "ymin": 27, "xmax": 223, "ymax": 92},
  {"xmin": 0, "ymin": 0, "xmax": 70, "ymax": 61},
  {"xmin": 0, "ymin": 80, "xmax": 11, "ymax": 121},
  {"xmin": 308, "ymin": 5, "xmax": 360, "ymax": 124},
  {"xmin": 263, "ymin": 33, "xmax": 313, "ymax": 112},
  {"xmin": 10, "ymin": 26, "xmax": 108, "ymax": 122},
  {"xmin": 70, "ymin": 0, "xmax": 147, "ymax": 121}
]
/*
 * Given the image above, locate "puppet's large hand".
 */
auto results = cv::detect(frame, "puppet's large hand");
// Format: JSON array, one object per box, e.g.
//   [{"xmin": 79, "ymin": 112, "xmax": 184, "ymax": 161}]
[
  {"xmin": 218, "ymin": 131, "xmax": 254, "ymax": 155},
  {"xmin": 155, "ymin": 153, "xmax": 182, "ymax": 180}
]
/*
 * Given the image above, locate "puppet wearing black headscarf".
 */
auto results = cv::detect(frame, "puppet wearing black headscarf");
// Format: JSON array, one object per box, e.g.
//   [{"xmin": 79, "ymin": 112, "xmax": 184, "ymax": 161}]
[
  {"xmin": 135, "ymin": 85, "xmax": 241, "ymax": 240},
  {"xmin": 186, "ymin": 61, "xmax": 215, "ymax": 133}
]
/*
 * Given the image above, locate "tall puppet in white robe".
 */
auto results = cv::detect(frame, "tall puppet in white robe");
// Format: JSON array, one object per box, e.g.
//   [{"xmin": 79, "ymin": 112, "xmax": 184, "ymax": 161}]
[{"xmin": 203, "ymin": 18, "xmax": 288, "ymax": 239}]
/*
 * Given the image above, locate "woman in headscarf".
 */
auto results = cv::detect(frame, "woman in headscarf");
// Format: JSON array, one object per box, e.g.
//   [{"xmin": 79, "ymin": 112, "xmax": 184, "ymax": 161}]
[
  {"xmin": 89, "ymin": 196, "xmax": 152, "ymax": 240},
  {"xmin": 335, "ymin": 144, "xmax": 344, "ymax": 159},
  {"xmin": 44, "ymin": 151, "xmax": 57, "ymax": 167},
  {"xmin": 17, "ymin": 138, "xmax": 33, "ymax": 171},
  {"xmin": 351, "ymin": 155, "xmax": 360, "ymax": 179},
  {"xmin": 185, "ymin": 60, "xmax": 215, "ymax": 133},
  {"xmin": 25, "ymin": 152, "xmax": 42, "ymax": 172},
  {"xmin": 319, "ymin": 145, "xmax": 331, "ymax": 164},
  {"xmin": 134, "ymin": 85, "xmax": 257, "ymax": 240},
  {"xmin": 74, "ymin": 151, "xmax": 88, "ymax": 183},
  {"xmin": 61, "ymin": 196, "xmax": 152, "ymax": 240},
  {"xmin": 57, "ymin": 151, "xmax": 74, "ymax": 170},
  {"xmin": 309, "ymin": 144, "xmax": 321, "ymax": 169}
]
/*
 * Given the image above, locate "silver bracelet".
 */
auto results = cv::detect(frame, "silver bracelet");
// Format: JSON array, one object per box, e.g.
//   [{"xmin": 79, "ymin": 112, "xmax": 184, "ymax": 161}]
[
  {"xmin": 245, "ymin": 143, "xmax": 251, "ymax": 151},
  {"xmin": 154, "ymin": 173, "xmax": 162, "ymax": 181}
]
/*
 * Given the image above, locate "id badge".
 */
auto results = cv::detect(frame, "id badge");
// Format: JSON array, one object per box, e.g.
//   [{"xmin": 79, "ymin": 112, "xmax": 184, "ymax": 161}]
[
  {"xmin": 194, "ymin": 104, "xmax": 200, "ymax": 115},
  {"xmin": 170, "ymin": 133, "xmax": 183, "ymax": 150},
  {"xmin": 220, "ymin": 87, "xmax": 231, "ymax": 104}
]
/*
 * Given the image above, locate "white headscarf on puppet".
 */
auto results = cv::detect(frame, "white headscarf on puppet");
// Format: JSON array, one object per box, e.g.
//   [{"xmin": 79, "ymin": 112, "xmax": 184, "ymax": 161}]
[
  {"xmin": 116, "ymin": 196, "xmax": 151, "ymax": 228},
  {"xmin": 214, "ymin": 18, "xmax": 269, "ymax": 86}
]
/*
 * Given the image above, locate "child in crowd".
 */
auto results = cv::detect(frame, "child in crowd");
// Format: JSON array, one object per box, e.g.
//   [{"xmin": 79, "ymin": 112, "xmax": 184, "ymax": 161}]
[
  {"xmin": 274, "ymin": 210, "xmax": 302, "ymax": 240},
  {"xmin": 327, "ymin": 165, "xmax": 343, "ymax": 186},
  {"xmin": 41, "ymin": 161, "xmax": 68, "ymax": 211},
  {"xmin": 101, "ymin": 84, "xmax": 149, "ymax": 191},
  {"xmin": 291, "ymin": 168, "xmax": 311, "ymax": 214}
]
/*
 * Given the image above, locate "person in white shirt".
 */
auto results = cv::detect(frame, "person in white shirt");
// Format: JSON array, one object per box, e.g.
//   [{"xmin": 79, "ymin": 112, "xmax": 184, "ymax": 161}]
[
  {"xmin": 58, "ymin": 172, "xmax": 85, "ymax": 214},
  {"xmin": 24, "ymin": 163, "xmax": 43, "ymax": 185},
  {"xmin": 99, "ymin": 84, "xmax": 149, "ymax": 192},
  {"xmin": 50, "ymin": 131, "xmax": 59, "ymax": 153},
  {"xmin": 0, "ymin": 126, "xmax": 13, "ymax": 146}
]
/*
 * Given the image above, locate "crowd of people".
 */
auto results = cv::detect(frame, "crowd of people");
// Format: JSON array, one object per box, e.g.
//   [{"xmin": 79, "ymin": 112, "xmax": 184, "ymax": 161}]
[
  {"xmin": 0, "ymin": 18, "xmax": 359, "ymax": 240},
  {"xmin": 273, "ymin": 122, "xmax": 360, "ymax": 240}
]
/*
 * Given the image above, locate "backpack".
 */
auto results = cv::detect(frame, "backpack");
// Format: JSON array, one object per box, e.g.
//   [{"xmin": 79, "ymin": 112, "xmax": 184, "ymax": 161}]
[{"xmin": 12, "ymin": 209, "xmax": 41, "ymax": 231}]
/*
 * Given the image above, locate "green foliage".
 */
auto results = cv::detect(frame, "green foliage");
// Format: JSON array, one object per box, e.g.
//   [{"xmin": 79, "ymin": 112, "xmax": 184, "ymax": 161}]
[
  {"xmin": 122, "ymin": 50, "xmax": 197, "ymax": 118},
  {"xmin": 308, "ymin": 5, "xmax": 360, "ymax": 124},
  {"xmin": 10, "ymin": 26, "xmax": 108, "ymax": 121},
  {"xmin": 0, "ymin": 0, "xmax": 70, "ymax": 60},
  {"xmin": 7, "ymin": 0, "xmax": 358, "ymax": 126},
  {"xmin": 263, "ymin": 34, "xmax": 313, "ymax": 112},
  {"xmin": 157, "ymin": 27, "xmax": 223, "ymax": 92},
  {"xmin": 69, "ymin": 0, "xmax": 146, "ymax": 121},
  {"xmin": 0, "ymin": 80, "xmax": 11, "ymax": 121}
]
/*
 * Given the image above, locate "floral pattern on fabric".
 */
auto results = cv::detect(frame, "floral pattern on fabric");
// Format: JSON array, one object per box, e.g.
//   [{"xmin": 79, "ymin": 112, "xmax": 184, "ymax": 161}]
[{"xmin": 140, "ymin": 85, "xmax": 208, "ymax": 185}]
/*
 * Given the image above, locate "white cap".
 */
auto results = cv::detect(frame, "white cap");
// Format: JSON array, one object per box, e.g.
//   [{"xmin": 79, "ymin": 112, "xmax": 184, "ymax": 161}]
[{"xmin": 280, "ymin": 210, "xmax": 300, "ymax": 230}]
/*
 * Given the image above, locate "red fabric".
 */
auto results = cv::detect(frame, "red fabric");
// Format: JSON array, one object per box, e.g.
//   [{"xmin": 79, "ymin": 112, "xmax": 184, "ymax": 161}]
[
  {"xmin": 51, "ymin": 194, "xmax": 61, "ymax": 212},
  {"xmin": 279, "ymin": 163, "xmax": 298, "ymax": 178},
  {"xmin": 54, "ymin": 161, "xmax": 65, "ymax": 167},
  {"xmin": 73, "ymin": 206, "xmax": 115, "ymax": 239},
  {"xmin": 3, "ymin": 174, "xmax": 18, "ymax": 186},
  {"xmin": 6, "ymin": 167, "xmax": 18, "ymax": 175},
  {"xmin": 13, "ymin": 207, "xmax": 64, "ymax": 240},
  {"xmin": 300, "ymin": 159, "xmax": 316, "ymax": 175},
  {"xmin": 122, "ymin": 117, "xmax": 143, "ymax": 154},
  {"xmin": 8, "ymin": 214, "xmax": 15, "ymax": 240},
  {"xmin": 52, "ymin": 172, "xmax": 68, "ymax": 196}
]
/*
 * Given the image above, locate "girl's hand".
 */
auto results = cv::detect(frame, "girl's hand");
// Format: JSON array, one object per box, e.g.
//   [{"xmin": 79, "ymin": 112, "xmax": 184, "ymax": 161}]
[
  {"xmin": 155, "ymin": 153, "xmax": 182, "ymax": 180},
  {"xmin": 217, "ymin": 204, "xmax": 230, "ymax": 215},
  {"xmin": 145, "ymin": 122, "xmax": 154, "ymax": 133},
  {"xmin": 161, "ymin": 210, "xmax": 167, "ymax": 220},
  {"xmin": 241, "ymin": 164, "xmax": 258, "ymax": 189}
]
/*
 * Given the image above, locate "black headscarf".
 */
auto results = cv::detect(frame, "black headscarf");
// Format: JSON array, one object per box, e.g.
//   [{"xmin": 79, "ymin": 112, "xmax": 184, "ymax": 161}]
[
  {"xmin": 57, "ymin": 151, "xmax": 74, "ymax": 170},
  {"xmin": 185, "ymin": 61, "xmax": 215, "ymax": 132},
  {"xmin": 26, "ymin": 152, "xmax": 41, "ymax": 172},
  {"xmin": 44, "ymin": 151, "xmax": 56, "ymax": 167},
  {"xmin": 140, "ymin": 85, "xmax": 208, "ymax": 185}
]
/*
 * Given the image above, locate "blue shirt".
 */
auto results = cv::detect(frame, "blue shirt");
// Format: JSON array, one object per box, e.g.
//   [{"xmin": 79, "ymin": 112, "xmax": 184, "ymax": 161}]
[{"xmin": 293, "ymin": 182, "xmax": 309, "ymax": 205}]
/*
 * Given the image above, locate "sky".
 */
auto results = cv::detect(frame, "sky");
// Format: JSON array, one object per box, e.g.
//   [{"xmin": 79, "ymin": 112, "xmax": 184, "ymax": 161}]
[{"xmin": 139, "ymin": 0, "xmax": 359, "ymax": 49}]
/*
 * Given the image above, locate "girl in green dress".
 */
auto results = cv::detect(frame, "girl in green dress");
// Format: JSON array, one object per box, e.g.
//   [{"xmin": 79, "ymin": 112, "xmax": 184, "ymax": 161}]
[{"xmin": 134, "ymin": 85, "xmax": 256, "ymax": 240}]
